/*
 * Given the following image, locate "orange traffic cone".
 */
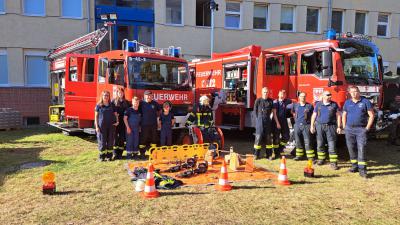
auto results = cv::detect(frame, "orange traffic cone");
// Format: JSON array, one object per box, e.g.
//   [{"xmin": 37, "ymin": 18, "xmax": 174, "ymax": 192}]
[
  {"xmin": 275, "ymin": 156, "xmax": 291, "ymax": 186},
  {"xmin": 142, "ymin": 163, "xmax": 160, "ymax": 199},
  {"xmin": 215, "ymin": 160, "xmax": 232, "ymax": 191}
]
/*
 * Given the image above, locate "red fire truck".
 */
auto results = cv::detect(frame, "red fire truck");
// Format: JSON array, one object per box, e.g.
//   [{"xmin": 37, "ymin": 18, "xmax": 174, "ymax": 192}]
[
  {"xmin": 190, "ymin": 32, "xmax": 384, "ymax": 130},
  {"xmin": 48, "ymin": 28, "xmax": 194, "ymax": 143}
]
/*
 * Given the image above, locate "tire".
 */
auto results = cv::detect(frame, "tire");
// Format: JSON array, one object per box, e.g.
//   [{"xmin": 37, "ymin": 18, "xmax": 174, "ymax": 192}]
[{"xmin": 176, "ymin": 129, "xmax": 194, "ymax": 145}]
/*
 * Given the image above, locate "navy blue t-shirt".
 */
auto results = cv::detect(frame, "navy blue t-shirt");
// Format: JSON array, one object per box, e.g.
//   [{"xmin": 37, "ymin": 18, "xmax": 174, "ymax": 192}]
[
  {"xmin": 313, "ymin": 101, "xmax": 339, "ymax": 124},
  {"xmin": 95, "ymin": 104, "xmax": 116, "ymax": 128},
  {"xmin": 293, "ymin": 103, "xmax": 314, "ymax": 124},
  {"xmin": 273, "ymin": 99, "xmax": 292, "ymax": 120},
  {"xmin": 139, "ymin": 100, "xmax": 161, "ymax": 126},
  {"xmin": 160, "ymin": 112, "xmax": 175, "ymax": 130},
  {"xmin": 124, "ymin": 107, "xmax": 141, "ymax": 128},
  {"xmin": 343, "ymin": 97, "xmax": 372, "ymax": 127}
]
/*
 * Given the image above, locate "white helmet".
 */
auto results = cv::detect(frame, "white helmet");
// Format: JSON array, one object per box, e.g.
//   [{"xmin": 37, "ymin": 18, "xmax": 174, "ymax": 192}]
[{"xmin": 199, "ymin": 95, "xmax": 210, "ymax": 105}]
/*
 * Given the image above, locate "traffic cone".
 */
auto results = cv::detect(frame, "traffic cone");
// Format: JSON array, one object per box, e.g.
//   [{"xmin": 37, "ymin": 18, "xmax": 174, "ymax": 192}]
[
  {"xmin": 141, "ymin": 163, "xmax": 160, "ymax": 199},
  {"xmin": 275, "ymin": 156, "xmax": 291, "ymax": 186},
  {"xmin": 215, "ymin": 160, "xmax": 232, "ymax": 191}
]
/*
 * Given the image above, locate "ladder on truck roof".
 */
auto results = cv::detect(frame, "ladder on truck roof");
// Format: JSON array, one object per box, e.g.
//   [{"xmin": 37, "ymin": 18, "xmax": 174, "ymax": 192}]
[{"xmin": 47, "ymin": 28, "xmax": 108, "ymax": 60}]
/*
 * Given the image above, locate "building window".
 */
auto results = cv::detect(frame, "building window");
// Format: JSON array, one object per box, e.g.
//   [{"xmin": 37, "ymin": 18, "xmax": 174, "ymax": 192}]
[
  {"xmin": 306, "ymin": 8, "xmax": 319, "ymax": 33},
  {"xmin": 196, "ymin": 0, "xmax": 211, "ymax": 27},
  {"xmin": 61, "ymin": 0, "xmax": 82, "ymax": 18},
  {"xmin": 25, "ymin": 54, "xmax": 48, "ymax": 86},
  {"xmin": 383, "ymin": 62, "xmax": 389, "ymax": 73},
  {"xmin": 166, "ymin": 0, "xmax": 182, "ymax": 25},
  {"xmin": 396, "ymin": 63, "xmax": 400, "ymax": 75},
  {"xmin": 253, "ymin": 4, "xmax": 268, "ymax": 30},
  {"xmin": 225, "ymin": 2, "xmax": 241, "ymax": 29},
  {"xmin": 116, "ymin": 0, "xmax": 134, "ymax": 7},
  {"xmin": 377, "ymin": 13, "xmax": 389, "ymax": 37},
  {"xmin": 280, "ymin": 6, "xmax": 294, "ymax": 32},
  {"xmin": 138, "ymin": 26, "xmax": 153, "ymax": 47},
  {"xmin": 0, "ymin": 51, "xmax": 8, "ymax": 85},
  {"xmin": 0, "ymin": 0, "xmax": 5, "ymax": 13},
  {"xmin": 95, "ymin": 0, "xmax": 113, "ymax": 6},
  {"xmin": 331, "ymin": 10, "xmax": 343, "ymax": 33},
  {"xmin": 137, "ymin": 0, "xmax": 153, "ymax": 10},
  {"xmin": 355, "ymin": 12, "xmax": 367, "ymax": 34},
  {"xmin": 23, "ymin": 0, "xmax": 45, "ymax": 16},
  {"xmin": 117, "ymin": 25, "xmax": 135, "ymax": 50}
]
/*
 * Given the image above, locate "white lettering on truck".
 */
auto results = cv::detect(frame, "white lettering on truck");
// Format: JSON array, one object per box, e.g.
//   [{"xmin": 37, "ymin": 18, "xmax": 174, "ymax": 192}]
[{"xmin": 153, "ymin": 93, "xmax": 189, "ymax": 101}]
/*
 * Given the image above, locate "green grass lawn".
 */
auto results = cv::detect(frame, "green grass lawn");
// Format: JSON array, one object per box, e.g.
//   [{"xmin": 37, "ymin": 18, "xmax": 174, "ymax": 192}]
[{"xmin": 0, "ymin": 126, "xmax": 399, "ymax": 225}]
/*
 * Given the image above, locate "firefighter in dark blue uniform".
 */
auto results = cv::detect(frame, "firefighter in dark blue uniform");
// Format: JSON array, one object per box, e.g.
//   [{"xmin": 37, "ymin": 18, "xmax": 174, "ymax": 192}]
[
  {"xmin": 124, "ymin": 96, "xmax": 141, "ymax": 160},
  {"xmin": 342, "ymin": 86, "xmax": 374, "ymax": 178},
  {"xmin": 159, "ymin": 101, "xmax": 175, "ymax": 146},
  {"xmin": 139, "ymin": 90, "xmax": 161, "ymax": 158},
  {"xmin": 112, "ymin": 87, "xmax": 130, "ymax": 159},
  {"xmin": 272, "ymin": 90, "xmax": 292, "ymax": 159},
  {"xmin": 292, "ymin": 92, "xmax": 315, "ymax": 160},
  {"xmin": 253, "ymin": 87, "xmax": 275, "ymax": 160},
  {"xmin": 310, "ymin": 90, "xmax": 341, "ymax": 170},
  {"xmin": 95, "ymin": 90, "xmax": 119, "ymax": 161}
]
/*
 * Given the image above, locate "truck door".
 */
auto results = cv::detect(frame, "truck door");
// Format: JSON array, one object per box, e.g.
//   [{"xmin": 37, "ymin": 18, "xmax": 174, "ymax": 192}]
[
  {"xmin": 64, "ymin": 54, "xmax": 98, "ymax": 126},
  {"xmin": 297, "ymin": 50, "xmax": 335, "ymax": 103},
  {"xmin": 264, "ymin": 54, "xmax": 288, "ymax": 98}
]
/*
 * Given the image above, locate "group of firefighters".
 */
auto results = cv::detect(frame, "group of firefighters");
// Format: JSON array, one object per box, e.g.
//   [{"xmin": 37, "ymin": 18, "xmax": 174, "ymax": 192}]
[
  {"xmin": 94, "ymin": 83, "xmax": 393, "ymax": 178},
  {"xmin": 253, "ymin": 86, "xmax": 374, "ymax": 178}
]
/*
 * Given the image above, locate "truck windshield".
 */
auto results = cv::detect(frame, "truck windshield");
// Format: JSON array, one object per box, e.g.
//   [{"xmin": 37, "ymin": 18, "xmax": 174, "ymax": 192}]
[
  {"xmin": 340, "ymin": 41, "xmax": 380, "ymax": 85},
  {"xmin": 128, "ymin": 57, "xmax": 190, "ymax": 90}
]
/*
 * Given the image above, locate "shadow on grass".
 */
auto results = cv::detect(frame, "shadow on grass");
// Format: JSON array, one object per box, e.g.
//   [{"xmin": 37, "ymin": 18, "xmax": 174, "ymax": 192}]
[
  {"xmin": 232, "ymin": 185, "xmax": 275, "ymax": 190},
  {"xmin": 313, "ymin": 174, "xmax": 340, "ymax": 179},
  {"xmin": 160, "ymin": 191, "xmax": 209, "ymax": 196},
  {"xmin": 51, "ymin": 190, "xmax": 91, "ymax": 196},
  {"xmin": 0, "ymin": 125, "xmax": 59, "ymax": 144}
]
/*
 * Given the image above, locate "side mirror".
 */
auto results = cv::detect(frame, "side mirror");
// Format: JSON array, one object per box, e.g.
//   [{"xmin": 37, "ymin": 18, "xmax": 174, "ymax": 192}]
[{"xmin": 322, "ymin": 50, "xmax": 333, "ymax": 77}]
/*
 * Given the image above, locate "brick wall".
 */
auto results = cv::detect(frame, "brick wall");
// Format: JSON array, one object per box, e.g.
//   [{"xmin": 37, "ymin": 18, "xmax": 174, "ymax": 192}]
[{"xmin": 0, "ymin": 87, "xmax": 51, "ymax": 124}]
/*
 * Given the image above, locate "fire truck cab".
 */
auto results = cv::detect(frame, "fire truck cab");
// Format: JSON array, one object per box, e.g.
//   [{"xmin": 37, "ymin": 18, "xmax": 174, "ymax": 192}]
[
  {"xmin": 49, "ymin": 30, "xmax": 193, "ymax": 138},
  {"xmin": 190, "ymin": 31, "xmax": 384, "ymax": 130}
]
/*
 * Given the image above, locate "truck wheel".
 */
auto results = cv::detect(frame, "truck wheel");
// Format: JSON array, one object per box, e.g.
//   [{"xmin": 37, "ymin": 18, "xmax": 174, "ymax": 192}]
[{"xmin": 177, "ymin": 130, "xmax": 194, "ymax": 145}]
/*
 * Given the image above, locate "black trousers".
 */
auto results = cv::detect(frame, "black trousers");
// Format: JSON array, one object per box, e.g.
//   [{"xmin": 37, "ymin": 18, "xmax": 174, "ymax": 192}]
[{"xmin": 140, "ymin": 125, "xmax": 158, "ymax": 155}]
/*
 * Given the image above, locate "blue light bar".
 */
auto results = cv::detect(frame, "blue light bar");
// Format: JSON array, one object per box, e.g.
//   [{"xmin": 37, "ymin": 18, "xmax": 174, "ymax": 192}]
[
  {"xmin": 125, "ymin": 40, "xmax": 138, "ymax": 52},
  {"xmin": 168, "ymin": 46, "xmax": 181, "ymax": 58},
  {"xmin": 326, "ymin": 29, "xmax": 336, "ymax": 40}
]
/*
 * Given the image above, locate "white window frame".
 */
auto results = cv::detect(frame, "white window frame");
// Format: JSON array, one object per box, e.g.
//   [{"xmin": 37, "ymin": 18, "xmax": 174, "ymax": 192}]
[
  {"xmin": 165, "ymin": 0, "xmax": 184, "ymax": 26},
  {"xmin": 0, "ymin": 49, "xmax": 8, "ymax": 86},
  {"xmin": 253, "ymin": 3, "xmax": 269, "ymax": 31},
  {"xmin": 0, "ymin": 0, "xmax": 6, "ymax": 14},
  {"xmin": 225, "ymin": 1, "xmax": 242, "ymax": 30},
  {"xmin": 331, "ymin": 9, "xmax": 344, "ymax": 33},
  {"xmin": 24, "ymin": 51, "xmax": 49, "ymax": 87},
  {"xmin": 23, "ymin": 0, "xmax": 46, "ymax": 17},
  {"xmin": 377, "ymin": 13, "xmax": 390, "ymax": 38},
  {"xmin": 280, "ymin": 5, "xmax": 295, "ymax": 32},
  {"xmin": 61, "ymin": 0, "xmax": 83, "ymax": 19},
  {"xmin": 306, "ymin": 7, "xmax": 320, "ymax": 34},
  {"xmin": 354, "ymin": 11, "xmax": 368, "ymax": 35}
]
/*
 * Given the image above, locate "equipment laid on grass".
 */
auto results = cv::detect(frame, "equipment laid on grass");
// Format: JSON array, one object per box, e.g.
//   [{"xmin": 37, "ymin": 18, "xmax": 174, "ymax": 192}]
[
  {"xmin": 276, "ymin": 156, "xmax": 291, "ymax": 186},
  {"xmin": 304, "ymin": 159, "xmax": 315, "ymax": 177},
  {"xmin": 245, "ymin": 154, "xmax": 255, "ymax": 172},
  {"xmin": 215, "ymin": 160, "xmax": 232, "ymax": 191},
  {"xmin": 142, "ymin": 164, "xmax": 160, "ymax": 199},
  {"xmin": 42, "ymin": 171, "xmax": 56, "ymax": 195},
  {"xmin": 148, "ymin": 143, "xmax": 218, "ymax": 164}
]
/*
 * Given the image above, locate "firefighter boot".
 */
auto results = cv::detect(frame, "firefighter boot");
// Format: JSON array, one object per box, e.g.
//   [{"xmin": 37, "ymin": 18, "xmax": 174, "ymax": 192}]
[
  {"xmin": 330, "ymin": 162, "xmax": 339, "ymax": 170},
  {"xmin": 253, "ymin": 149, "xmax": 261, "ymax": 160},
  {"xmin": 359, "ymin": 168, "xmax": 368, "ymax": 178},
  {"xmin": 98, "ymin": 152, "xmax": 106, "ymax": 162},
  {"xmin": 348, "ymin": 164, "xmax": 358, "ymax": 173}
]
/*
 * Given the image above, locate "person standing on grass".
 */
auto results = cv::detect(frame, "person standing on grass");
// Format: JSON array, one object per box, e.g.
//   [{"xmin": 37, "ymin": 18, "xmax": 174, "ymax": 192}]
[
  {"xmin": 310, "ymin": 90, "xmax": 341, "ymax": 170},
  {"xmin": 158, "ymin": 101, "xmax": 175, "ymax": 146},
  {"xmin": 292, "ymin": 92, "xmax": 315, "ymax": 161},
  {"xmin": 95, "ymin": 90, "xmax": 119, "ymax": 161},
  {"xmin": 124, "ymin": 97, "xmax": 141, "ymax": 160},
  {"xmin": 112, "ymin": 87, "xmax": 130, "ymax": 160},
  {"xmin": 139, "ymin": 90, "xmax": 161, "ymax": 158},
  {"xmin": 272, "ymin": 89, "xmax": 292, "ymax": 160},
  {"xmin": 342, "ymin": 86, "xmax": 374, "ymax": 178}
]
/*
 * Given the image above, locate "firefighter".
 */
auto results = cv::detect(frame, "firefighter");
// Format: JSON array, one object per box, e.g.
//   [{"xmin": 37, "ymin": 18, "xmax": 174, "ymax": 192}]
[
  {"xmin": 187, "ymin": 95, "xmax": 220, "ymax": 148},
  {"xmin": 272, "ymin": 90, "xmax": 292, "ymax": 159},
  {"xmin": 124, "ymin": 96, "xmax": 141, "ymax": 160},
  {"xmin": 159, "ymin": 101, "xmax": 175, "ymax": 146},
  {"xmin": 292, "ymin": 92, "xmax": 315, "ymax": 161},
  {"xmin": 95, "ymin": 90, "xmax": 119, "ymax": 161},
  {"xmin": 310, "ymin": 90, "xmax": 341, "ymax": 170},
  {"xmin": 253, "ymin": 87, "xmax": 275, "ymax": 160},
  {"xmin": 112, "ymin": 87, "xmax": 130, "ymax": 160},
  {"xmin": 342, "ymin": 86, "xmax": 374, "ymax": 178},
  {"xmin": 139, "ymin": 90, "xmax": 161, "ymax": 159}
]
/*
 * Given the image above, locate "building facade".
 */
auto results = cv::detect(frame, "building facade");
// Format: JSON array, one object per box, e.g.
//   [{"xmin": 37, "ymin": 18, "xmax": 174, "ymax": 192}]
[
  {"xmin": 154, "ymin": 0, "xmax": 400, "ymax": 74},
  {"xmin": 1, "ymin": 0, "xmax": 399, "ymax": 124}
]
